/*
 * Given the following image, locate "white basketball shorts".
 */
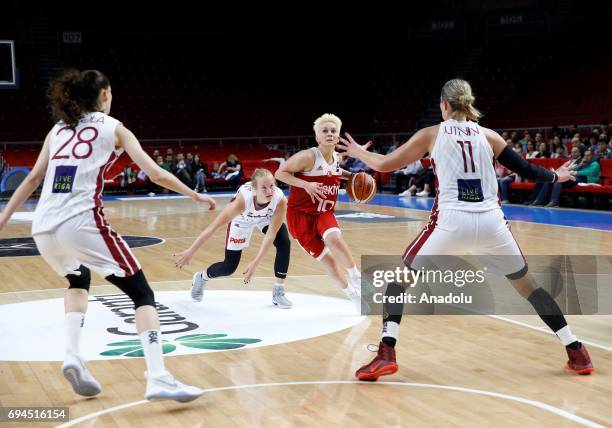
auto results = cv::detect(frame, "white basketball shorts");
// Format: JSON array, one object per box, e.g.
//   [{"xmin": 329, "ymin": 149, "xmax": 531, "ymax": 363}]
[
  {"xmin": 224, "ymin": 219, "xmax": 270, "ymax": 251},
  {"xmin": 33, "ymin": 207, "xmax": 141, "ymax": 278},
  {"xmin": 403, "ymin": 208, "xmax": 526, "ymax": 277}
]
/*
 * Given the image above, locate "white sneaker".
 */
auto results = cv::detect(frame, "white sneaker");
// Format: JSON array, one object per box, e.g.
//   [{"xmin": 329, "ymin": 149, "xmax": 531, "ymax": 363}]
[
  {"xmin": 62, "ymin": 353, "xmax": 102, "ymax": 397},
  {"xmin": 416, "ymin": 190, "xmax": 429, "ymax": 197},
  {"xmin": 345, "ymin": 286, "xmax": 363, "ymax": 314},
  {"xmin": 145, "ymin": 371, "xmax": 204, "ymax": 403},
  {"xmin": 191, "ymin": 271, "xmax": 208, "ymax": 302},
  {"xmin": 398, "ymin": 189, "xmax": 412, "ymax": 196},
  {"xmin": 148, "ymin": 192, "xmax": 156, "ymax": 197},
  {"xmin": 272, "ymin": 286, "xmax": 293, "ymax": 309}
]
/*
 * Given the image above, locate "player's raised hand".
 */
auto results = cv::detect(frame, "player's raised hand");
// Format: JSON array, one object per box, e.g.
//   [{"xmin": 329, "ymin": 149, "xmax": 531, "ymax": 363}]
[
  {"xmin": 174, "ymin": 248, "xmax": 195, "ymax": 268},
  {"xmin": 555, "ymin": 163, "xmax": 577, "ymax": 183},
  {"xmin": 243, "ymin": 260, "xmax": 259, "ymax": 284},
  {"xmin": 193, "ymin": 193, "xmax": 216, "ymax": 210},
  {"xmin": 338, "ymin": 133, "xmax": 372, "ymax": 157},
  {"xmin": 304, "ymin": 181, "xmax": 325, "ymax": 203}
]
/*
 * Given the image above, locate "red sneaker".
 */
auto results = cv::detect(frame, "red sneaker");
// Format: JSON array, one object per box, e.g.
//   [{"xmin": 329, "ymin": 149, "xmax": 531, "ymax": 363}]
[
  {"xmin": 566, "ymin": 343, "xmax": 594, "ymax": 375},
  {"xmin": 355, "ymin": 341, "xmax": 399, "ymax": 381}
]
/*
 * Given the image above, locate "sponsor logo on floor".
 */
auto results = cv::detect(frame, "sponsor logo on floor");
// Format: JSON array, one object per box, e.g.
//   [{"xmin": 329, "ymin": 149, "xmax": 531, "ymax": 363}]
[{"xmin": 0, "ymin": 290, "xmax": 363, "ymax": 361}]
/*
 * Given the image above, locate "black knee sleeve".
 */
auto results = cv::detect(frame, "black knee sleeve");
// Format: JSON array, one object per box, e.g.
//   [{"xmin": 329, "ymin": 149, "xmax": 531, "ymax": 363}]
[
  {"xmin": 383, "ymin": 282, "xmax": 405, "ymax": 324},
  {"xmin": 207, "ymin": 250, "xmax": 242, "ymax": 278},
  {"xmin": 272, "ymin": 224, "xmax": 290, "ymax": 279},
  {"xmin": 66, "ymin": 265, "xmax": 91, "ymax": 291},
  {"xmin": 527, "ymin": 287, "xmax": 567, "ymax": 332},
  {"xmin": 105, "ymin": 269, "xmax": 155, "ymax": 309}
]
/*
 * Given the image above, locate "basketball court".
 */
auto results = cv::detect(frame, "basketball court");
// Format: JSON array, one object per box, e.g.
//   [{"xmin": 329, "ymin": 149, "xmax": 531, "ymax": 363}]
[{"xmin": 1, "ymin": 193, "xmax": 610, "ymax": 427}]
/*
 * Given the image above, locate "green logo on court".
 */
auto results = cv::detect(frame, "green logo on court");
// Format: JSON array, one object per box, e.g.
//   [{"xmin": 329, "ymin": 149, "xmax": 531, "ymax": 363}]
[{"xmin": 100, "ymin": 334, "xmax": 262, "ymax": 357}]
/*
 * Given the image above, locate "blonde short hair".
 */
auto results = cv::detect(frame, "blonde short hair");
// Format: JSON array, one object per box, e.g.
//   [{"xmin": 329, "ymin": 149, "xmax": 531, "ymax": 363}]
[{"xmin": 313, "ymin": 113, "xmax": 342, "ymax": 133}]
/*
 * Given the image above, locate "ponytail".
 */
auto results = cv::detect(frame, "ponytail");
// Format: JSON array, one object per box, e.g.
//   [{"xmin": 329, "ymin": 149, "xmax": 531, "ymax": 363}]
[{"xmin": 48, "ymin": 69, "xmax": 110, "ymax": 127}]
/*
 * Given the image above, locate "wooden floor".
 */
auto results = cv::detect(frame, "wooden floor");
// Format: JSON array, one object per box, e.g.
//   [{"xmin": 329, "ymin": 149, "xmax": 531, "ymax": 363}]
[{"xmin": 0, "ymin": 196, "xmax": 611, "ymax": 427}]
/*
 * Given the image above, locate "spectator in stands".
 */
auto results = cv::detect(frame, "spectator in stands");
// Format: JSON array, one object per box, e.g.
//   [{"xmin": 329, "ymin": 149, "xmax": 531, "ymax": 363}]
[
  {"xmin": 192, "ymin": 154, "xmax": 207, "ymax": 193},
  {"xmin": 551, "ymin": 145, "xmax": 566, "ymax": 158},
  {"xmin": 165, "ymin": 153, "xmax": 176, "ymax": 171},
  {"xmin": 587, "ymin": 135, "xmax": 597, "ymax": 152},
  {"xmin": 600, "ymin": 120, "xmax": 609, "ymax": 136},
  {"xmin": 571, "ymin": 137, "xmax": 586, "ymax": 156},
  {"xmin": 595, "ymin": 141, "xmax": 611, "ymax": 160},
  {"xmin": 534, "ymin": 132, "xmax": 544, "ymax": 146},
  {"xmin": 156, "ymin": 155, "xmax": 170, "ymax": 172},
  {"xmin": 496, "ymin": 161, "xmax": 518, "ymax": 204},
  {"xmin": 173, "ymin": 153, "xmax": 193, "ymax": 187},
  {"xmin": 510, "ymin": 131, "xmax": 519, "ymax": 144},
  {"xmin": 501, "ymin": 131, "xmax": 509, "ymax": 141},
  {"xmin": 349, "ymin": 158, "xmax": 369, "ymax": 173},
  {"xmin": 152, "ymin": 149, "xmax": 160, "ymax": 159},
  {"xmin": 525, "ymin": 141, "xmax": 539, "ymax": 159},
  {"xmin": 219, "ymin": 154, "xmax": 242, "ymax": 190},
  {"xmin": 120, "ymin": 165, "xmax": 137, "ymax": 193},
  {"xmin": 519, "ymin": 131, "xmax": 532, "ymax": 151},
  {"xmin": 185, "ymin": 152, "xmax": 195, "ymax": 170},
  {"xmin": 513, "ymin": 144, "xmax": 524, "ymax": 157},
  {"xmin": 395, "ymin": 160, "xmax": 424, "ymax": 196},
  {"xmin": 536, "ymin": 142, "xmax": 550, "ymax": 158},
  {"xmin": 385, "ymin": 141, "xmax": 400, "ymax": 154},
  {"xmin": 505, "ymin": 138, "xmax": 513, "ymax": 147},
  {"xmin": 527, "ymin": 147, "xmax": 581, "ymax": 205},
  {"xmin": 532, "ymin": 149, "xmax": 598, "ymax": 207},
  {"xmin": 210, "ymin": 162, "xmax": 225, "ymax": 179}
]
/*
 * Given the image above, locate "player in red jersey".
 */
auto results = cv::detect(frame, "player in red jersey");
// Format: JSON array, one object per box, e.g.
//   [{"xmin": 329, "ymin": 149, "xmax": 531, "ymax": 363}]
[{"xmin": 275, "ymin": 114, "xmax": 367, "ymax": 312}]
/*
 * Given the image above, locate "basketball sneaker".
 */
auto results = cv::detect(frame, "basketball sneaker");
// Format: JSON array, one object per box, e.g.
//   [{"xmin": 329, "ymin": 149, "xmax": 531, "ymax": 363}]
[
  {"xmin": 272, "ymin": 286, "xmax": 292, "ymax": 309},
  {"xmin": 566, "ymin": 343, "xmax": 594, "ymax": 375},
  {"xmin": 355, "ymin": 341, "xmax": 399, "ymax": 381},
  {"xmin": 145, "ymin": 371, "xmax": 204, "ymax": 403},
  {"xmin": 191, "ymin": 271, "xmax": 208, "ymax": 302},
  {"xmin": 61, "ymin": 353, "xmax": 102, "ymax": 397},
  {"xmin": 347, "ymin": 271, "xmax": 370, "ymax": 314}
]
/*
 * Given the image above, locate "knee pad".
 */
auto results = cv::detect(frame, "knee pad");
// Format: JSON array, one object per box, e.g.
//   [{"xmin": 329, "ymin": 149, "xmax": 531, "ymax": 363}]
[
  {"xmin": 506, "ymin": 263, "xmax": 529, "ymax": 280},
  {"xmin": 66, "ymin": 265, "xmax": 91, "ymax": 291},
  {"xmin": 105, "ymin": 270, "xmax": 155, "ymax": 309}
]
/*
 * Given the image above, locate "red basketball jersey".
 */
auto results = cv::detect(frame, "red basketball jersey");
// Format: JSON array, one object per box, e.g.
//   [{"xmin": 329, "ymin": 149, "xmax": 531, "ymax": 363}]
[{"xmin": 287, "ymin": 147, "xmax": 342, "ymax": 215}]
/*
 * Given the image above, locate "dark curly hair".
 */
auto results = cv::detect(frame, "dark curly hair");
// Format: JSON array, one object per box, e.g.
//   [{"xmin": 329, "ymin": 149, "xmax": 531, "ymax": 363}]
[{"xmin": 48, "ymin": 69, "xmax": 110, "ymax": 127}]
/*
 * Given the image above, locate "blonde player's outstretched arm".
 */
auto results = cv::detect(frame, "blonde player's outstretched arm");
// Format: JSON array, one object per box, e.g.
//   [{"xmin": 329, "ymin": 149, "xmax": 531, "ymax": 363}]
[
  {"xmin": 243, "ymin": 197, "xmax": 287, "ymax": 283},
  {"xmin": 174, "ymin": 194, "xmax": 246, "ymax": 268},
  {"xmin": 0, "ymin": 132, "xmax": 51, "ymax": 231},
  {"xmin": 275, "ymin": 150, "xmax": 326, "ymax": 202},
  {"xmin": 116, "ymin": 124, "xmax": 216, "ymax": 210},
  {"xmin": 338, "ymin": 128, "xmax": 436, "ymax": 172}
]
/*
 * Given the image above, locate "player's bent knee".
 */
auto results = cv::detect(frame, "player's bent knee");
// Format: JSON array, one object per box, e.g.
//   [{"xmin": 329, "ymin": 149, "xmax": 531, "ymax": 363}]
[
  {"xmin": 66, "ymin": 265, "xmax": 91, "ymax": 291},
  {"xmin": 105, "ymin": 270, "xmax": 155, "ymax": 309}
]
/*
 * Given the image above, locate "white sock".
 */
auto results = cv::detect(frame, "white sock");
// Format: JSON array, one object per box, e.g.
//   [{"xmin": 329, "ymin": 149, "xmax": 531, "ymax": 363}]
[
  {"xmin": 274, "ymin": 283, "xmax": 284, "ymax": 289},
  {"xmin": 202, "ymin": 270, "xmax": 210, "ymax": 280},
  {"xmin": 555, "ymin": 325, "xmax": 578, "ymax": 346},
  {"xmin": 65, "ymin": 312, "xmax": 85, "ymax": 356},
  {"xmin": 382, "ymin": 321, "xmax": 399, "ymax": 341},
  {"xmin": 139, "ymin": 329, "xmax": 166, "ymax": 378},
  {"xmin": 347, "ymin": 266, "xmax": 360, "ymax": 278}
]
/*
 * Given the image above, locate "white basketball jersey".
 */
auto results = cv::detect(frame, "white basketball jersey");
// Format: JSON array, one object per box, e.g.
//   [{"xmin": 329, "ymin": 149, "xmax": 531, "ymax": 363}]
[
  {"xmin": 234, "ymin": 182, "xmax": 284, "ymax": 226},
  {"xmin": 430, "ymin": 119, "xmax": 499, "ymax": 212},
  {"xmin": 301, "ymin": 147, "xmax": 342, "ymax": 177},
  {"xmin": 32, "ymin": 112, "xmax": 123, "ymax": 235}
]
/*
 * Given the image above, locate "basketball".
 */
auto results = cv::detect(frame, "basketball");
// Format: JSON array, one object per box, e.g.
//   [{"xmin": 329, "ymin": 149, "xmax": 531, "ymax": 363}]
[{"xmin": 347, "ymin": 172, "xmax": 377, "ymax": 203}]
